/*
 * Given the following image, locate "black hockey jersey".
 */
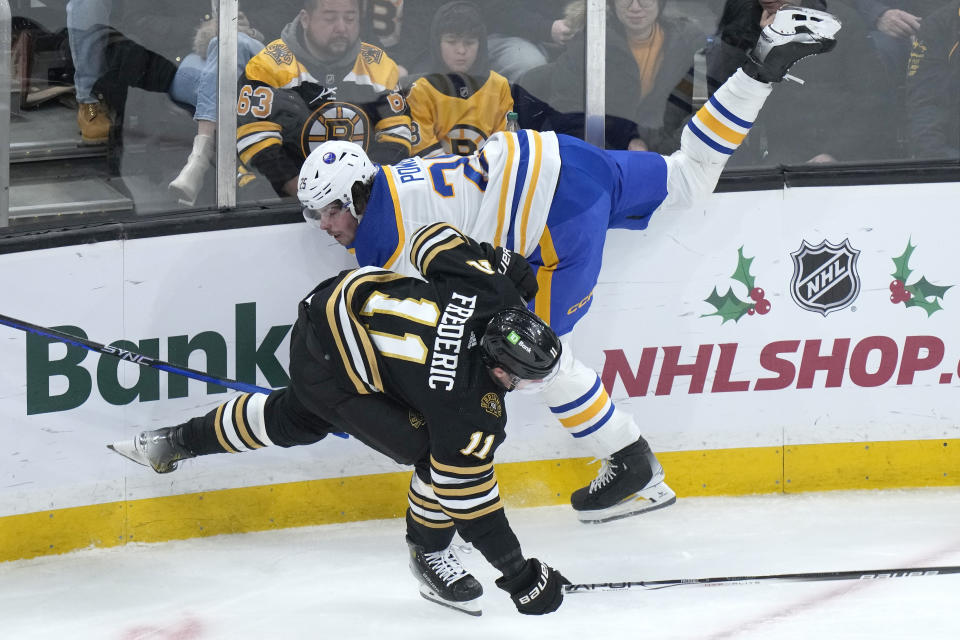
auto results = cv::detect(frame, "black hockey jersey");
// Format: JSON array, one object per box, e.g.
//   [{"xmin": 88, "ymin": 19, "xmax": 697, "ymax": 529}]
[
  {"xmin": 303, "ymin": 223, "xmax": 527, "ymax": 566},
  {"xmin": 236, "ymin": 23, "xmax": 412, "ymax": 194}
]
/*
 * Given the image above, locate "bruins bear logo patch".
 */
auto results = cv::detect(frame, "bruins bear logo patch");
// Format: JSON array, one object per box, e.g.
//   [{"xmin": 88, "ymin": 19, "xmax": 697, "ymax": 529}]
[
  {"xmin": 408, "ymin": 410, "xmax": 425, "ymax": 430},
  {"xmin": 481, "ymin": 392, "xmax": 502, "ymax": 418}
]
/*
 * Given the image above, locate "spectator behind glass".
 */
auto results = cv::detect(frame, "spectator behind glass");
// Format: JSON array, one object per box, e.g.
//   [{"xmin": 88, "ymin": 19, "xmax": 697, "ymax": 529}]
[
  {"xmin": 482, "ymin": 0, "xmax": 583, "ymax": 82},
  {"xmin": 361, "ymin": 1, "xmax": 465, "ymax": 78},
  {"xmin": 236, "ymin": 0, "xmax": 412, "ymax": 198},
  {"xmin": 166, "ymin": 9, "xmax": 267, "ymax": 205},
  {"xmin": 521, "ymin": 0, "xmax": 705, "ymax": 151},
  {"xmin": 854, "ymin": 0, "xmax": 944, "ymax": 83},
  {"xmin": 404, "ymin": 1, "xmax": 514, "ymax": 156},
  {"xmin": 695, "ymin": 0, "xmax": 899, "ymax": 165},
  {"xmin": 66, "ymin": 0, "xmax": 207, "ymax": 143},
  {"xmin": 905, "ymin": 0, "xmax": 960, "ymax": 159}
]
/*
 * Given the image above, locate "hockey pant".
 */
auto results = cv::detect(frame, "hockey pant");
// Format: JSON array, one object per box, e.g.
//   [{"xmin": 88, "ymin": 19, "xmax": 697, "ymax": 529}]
[{"xmin": 176, "ymin": 322, "xmax": 430, "ymax": 465}]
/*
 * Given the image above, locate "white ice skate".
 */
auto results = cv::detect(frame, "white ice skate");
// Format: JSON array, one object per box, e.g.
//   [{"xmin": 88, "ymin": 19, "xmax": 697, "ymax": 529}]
[
  {"xmin": 744, "ymin": 6, "xmax": 842, "ymax": 83},
  {"xmin": 107, "ymin": 427, "xmax": 194, "ymax": 474}
]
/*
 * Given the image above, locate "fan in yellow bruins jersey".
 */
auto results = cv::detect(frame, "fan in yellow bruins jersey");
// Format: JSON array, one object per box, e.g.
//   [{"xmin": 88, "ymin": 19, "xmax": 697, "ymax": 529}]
[
  {"xmin": 107, "ymin": 222, "xmax": 569, "ymax": 617},
  {"xmin": 405, "ymin": 1, "xmax": 513, "ymax": 156},
  {"xmin": 236, "ymin": 0, "xmax": 412, "ymax": 196}
]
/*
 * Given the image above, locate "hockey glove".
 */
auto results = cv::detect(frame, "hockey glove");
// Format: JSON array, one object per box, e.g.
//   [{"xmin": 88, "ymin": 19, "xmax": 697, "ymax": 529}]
[
  {"xmin": 494, "ymin": 247, "xmax": 538, "ymax": 303},
  {"xmin": 495, "ymin": 558, "xmax": 569, "ymax": 615}
]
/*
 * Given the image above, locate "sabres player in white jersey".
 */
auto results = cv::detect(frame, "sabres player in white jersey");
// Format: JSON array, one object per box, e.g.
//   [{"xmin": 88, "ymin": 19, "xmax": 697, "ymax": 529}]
[{"xmin": 296, "ymin": 7, "xmax": 842, "ymax": 523}]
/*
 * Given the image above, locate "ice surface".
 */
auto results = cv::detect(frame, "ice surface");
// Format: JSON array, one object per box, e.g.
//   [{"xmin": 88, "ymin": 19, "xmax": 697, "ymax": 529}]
[{"xmin": 2, "ymin": 488, "xmax": 959, "ymax": 639}]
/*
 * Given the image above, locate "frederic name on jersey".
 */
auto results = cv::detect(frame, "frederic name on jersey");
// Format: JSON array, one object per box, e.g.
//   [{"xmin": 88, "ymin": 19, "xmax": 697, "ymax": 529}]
[{"xmin": 428, "ymin": 292, "xmax": 476, "ymax": 391}]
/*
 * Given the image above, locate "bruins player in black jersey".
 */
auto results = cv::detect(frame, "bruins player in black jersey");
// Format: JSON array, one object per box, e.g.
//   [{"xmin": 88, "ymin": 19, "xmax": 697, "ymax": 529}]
[
  {"xmin": 108, "ymin": 222, "xmax": 568, "ymax": 617},
  {"xmin": 237, "ymin": 0, "xmax": 412, "ymax": 196}
]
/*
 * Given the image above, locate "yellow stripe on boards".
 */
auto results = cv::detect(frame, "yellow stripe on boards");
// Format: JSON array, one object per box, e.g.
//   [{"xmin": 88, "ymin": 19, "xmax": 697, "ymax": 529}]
[{"xmin": 2, "ymin": 439, "xmax": 956, "ymax": 563}]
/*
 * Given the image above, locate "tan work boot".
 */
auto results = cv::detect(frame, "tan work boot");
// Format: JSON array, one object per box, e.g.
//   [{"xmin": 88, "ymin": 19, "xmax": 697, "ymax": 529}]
[{"xmin": 77, "ymin": 102, "xmax": 110, "ymax": 143}]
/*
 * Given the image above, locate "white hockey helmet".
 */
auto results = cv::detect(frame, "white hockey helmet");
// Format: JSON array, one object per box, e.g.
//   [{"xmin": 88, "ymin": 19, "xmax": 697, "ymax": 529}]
[{"xmin": 298, "ymin": 140, "xmax": 377, "ymax": 223}]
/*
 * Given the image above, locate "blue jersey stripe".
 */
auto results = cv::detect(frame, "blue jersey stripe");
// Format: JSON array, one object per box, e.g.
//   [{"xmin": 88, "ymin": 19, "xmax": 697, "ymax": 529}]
[
  {"xmin": 708, "ymin": 95, "xmax": 753, "ymax": 129},
  {"xmin": 571, "ymin": 403, "xmax": 615, "ymax": 438},
  {"xmin": 688, "ymin": 121, "xmax": 735, "ymax": 155},
  {"xmin": 505, "ymin": 133, "xmax": 530, "ymax": 252},
  {"xmin": 550, "ymin": 376, "xmax": 602, "ymax": 414}
]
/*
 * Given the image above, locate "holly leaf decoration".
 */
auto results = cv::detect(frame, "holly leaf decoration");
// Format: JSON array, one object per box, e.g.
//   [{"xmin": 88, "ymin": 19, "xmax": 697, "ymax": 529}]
[
  {"xmin": 890, "ymin": 240, "xmax": 916, "ymax": 283},
  {"xmin": 904, "ymin": 296, "xmax": 944, "ymax": 317},
  {"xmin": 702, "ymin": 287, "xmax": 752, "ymax": 323},
  {"xmin": 731, "ymin": 246, "xmax": 756, "ymax": 292},
  {"xmin": 906, "ymin": 276, "xmax": 952, "ymax": 302}
]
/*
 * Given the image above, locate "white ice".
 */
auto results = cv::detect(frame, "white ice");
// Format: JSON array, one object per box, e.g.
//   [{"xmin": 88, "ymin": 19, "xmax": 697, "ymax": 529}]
[{"xmin": 2, "ymin": 488, "xmax": 959, "ymax": 640}]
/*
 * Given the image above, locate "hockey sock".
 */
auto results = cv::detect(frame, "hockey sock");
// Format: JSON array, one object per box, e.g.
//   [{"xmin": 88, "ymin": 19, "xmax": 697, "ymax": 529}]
[
  {"xmin": 683, "ymin": 69, "xmax": 772, "ymax": 164},
  {"xmin": 178, "ymin": 392, "xmax": 274, "ymax": 456},
  {"xmin": 406, "ymin": 464, "xmax": 455, "ymax": 551},
  {"xmin": 538, "ymin": 349, "xmax": 642, "ymax": 457}
]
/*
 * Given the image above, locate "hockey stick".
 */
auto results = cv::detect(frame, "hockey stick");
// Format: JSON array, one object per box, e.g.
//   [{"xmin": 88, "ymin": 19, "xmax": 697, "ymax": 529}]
[
  {"xmin": 563, "ymin": 565, "xmax": 960, "ymax": 593},
  {"xmin": 0, "ymin": 312, "xmax": 272, "ymax": 394},
  {"xmin": 0, "ymin": 312, "xmax": 350, "ymax": 438}
]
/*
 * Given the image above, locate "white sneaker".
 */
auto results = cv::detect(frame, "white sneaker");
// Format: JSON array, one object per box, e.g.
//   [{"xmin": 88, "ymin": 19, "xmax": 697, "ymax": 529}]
[{"xmin": 169, "ymin": 134, "xmax": 215, "ymax": 205}]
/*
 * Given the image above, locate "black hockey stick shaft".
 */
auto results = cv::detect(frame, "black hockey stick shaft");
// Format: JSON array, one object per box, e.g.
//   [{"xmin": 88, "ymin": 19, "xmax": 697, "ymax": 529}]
[
  {"xmin": 0, "ymin": 312, "xmax": 273, "ymax": 395},
  {"xmin": 564, "ymin": 565, "xmax": 960, "ymax": 593}
]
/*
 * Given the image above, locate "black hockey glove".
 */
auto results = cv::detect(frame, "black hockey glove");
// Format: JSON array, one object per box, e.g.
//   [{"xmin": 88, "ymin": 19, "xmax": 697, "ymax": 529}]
[
  {"xmin": 495, "ymin": 558, "xmax": 569, "ymax": 615},
  {"xmin": 493, "ymin": 246, "xmax": 538, "ymax": 303}
]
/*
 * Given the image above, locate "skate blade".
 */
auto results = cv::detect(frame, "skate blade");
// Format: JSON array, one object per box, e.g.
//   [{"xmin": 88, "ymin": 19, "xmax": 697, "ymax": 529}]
[
  {"xmin": 106, "ymin": 441, "xmax": 178, "ymax": 473},
  {"xmin": 106, "ymin": 441, "xmax": 151, "ymax": 468},
  {"xmin": 418, "ymin": 585, "xmax": 482, "ymax": 616},
  {"xmin": 577, "ymin": 483, "xmax": 678, "ymax": 524}
]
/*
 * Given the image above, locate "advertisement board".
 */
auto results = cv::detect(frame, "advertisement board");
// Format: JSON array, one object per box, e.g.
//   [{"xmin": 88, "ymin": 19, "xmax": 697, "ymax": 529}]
[{"xmin": 1, "ymin": 182, "xmax": 958, "ymax": 559}]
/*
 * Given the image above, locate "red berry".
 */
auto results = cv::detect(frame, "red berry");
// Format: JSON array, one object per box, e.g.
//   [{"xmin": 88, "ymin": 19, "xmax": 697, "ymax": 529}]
[
  {"xmin": 890, "ymin": 293, "xmax": 902, "ymax": 304},
  {"xmin": 749, "ymin": 287, "xmax": 765, "ymax": 302},
  {"xmin": 890, "ymin": 280, "xmax": 903, "ymax": 293},
  {"xmin": 902, "ymin": 289, "xmax": 912, "ymax": 301},
  {"xmin": 747, "ymin": 307, "xmax": 755, "ymax": 315},
  {"xmin": 755, "ymin": 299, "xmax": 771, "ymax": 315}
]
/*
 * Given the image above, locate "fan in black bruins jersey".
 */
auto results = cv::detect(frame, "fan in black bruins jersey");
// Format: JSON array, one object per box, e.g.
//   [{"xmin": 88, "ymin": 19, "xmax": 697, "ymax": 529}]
[
  {"xmin": 108, "ymin": 222, "xmax": 569, "ymax": 617},
  {"xmin": 236, "ymin": 0, "xmax": 412, "ymax": 196}
]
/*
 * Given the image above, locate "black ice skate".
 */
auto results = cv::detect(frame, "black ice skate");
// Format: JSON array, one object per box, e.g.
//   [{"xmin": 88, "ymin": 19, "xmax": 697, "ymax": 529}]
[
  {"xmin": 742, "ymin": 6, "xmax": 842, "ymax": 83},
  {"xmin": 107, "ymin": 427, "xmax": 195, "ymax": 474},
  {"xmin": 571, "ymin": 438, "xmax": 677, "ymax": 524},
  {"xmin": 407, "ymin": 537, "xmax": 483, "ymax": 616}
]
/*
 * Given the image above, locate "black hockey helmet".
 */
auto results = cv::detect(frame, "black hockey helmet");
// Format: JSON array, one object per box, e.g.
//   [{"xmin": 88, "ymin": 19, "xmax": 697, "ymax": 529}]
[{"xmin": 480, "ymin": 307, "xmax": 561, "ymax": 380}]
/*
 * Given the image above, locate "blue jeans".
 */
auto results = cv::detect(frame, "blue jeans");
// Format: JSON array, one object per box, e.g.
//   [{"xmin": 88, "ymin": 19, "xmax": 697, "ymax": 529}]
[
  {"xmin": 168, "ymin": 33, "xmax": 265, "ymax": 123},
  {"xmin": 66, "ymin": 0, "xmax": 112, "ymax": 103}
]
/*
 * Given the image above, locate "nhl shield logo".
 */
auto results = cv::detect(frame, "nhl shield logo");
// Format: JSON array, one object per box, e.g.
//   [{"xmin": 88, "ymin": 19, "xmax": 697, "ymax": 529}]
[{"xmin": 790, "ymin": 239, "xmax": 861, "ymax": 316}]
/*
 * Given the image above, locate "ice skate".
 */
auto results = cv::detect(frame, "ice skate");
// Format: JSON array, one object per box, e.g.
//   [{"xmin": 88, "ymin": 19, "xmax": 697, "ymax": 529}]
[
  {"xmin": 107, "ymin": 427, "xmax": 195, "ymax": 474},
  {"xmin": 407, "ymin": 537, "xmax": 483, "ymax": 616},
  {"xmin": 743, "ymin": 6, "xmax": 842, "ymax": 83},
  {"xmin": 571, "ymin": 438, "xmax": 677, "ymax": 524}
]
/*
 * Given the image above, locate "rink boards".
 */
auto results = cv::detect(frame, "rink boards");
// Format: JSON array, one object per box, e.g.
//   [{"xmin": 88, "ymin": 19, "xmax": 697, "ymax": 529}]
[{"xmin": 2, "ymin": 181, "xmax": 959, "ymax": 561}]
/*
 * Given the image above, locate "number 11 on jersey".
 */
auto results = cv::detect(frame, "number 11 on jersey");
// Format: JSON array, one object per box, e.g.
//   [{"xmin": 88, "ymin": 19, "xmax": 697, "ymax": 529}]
[{"xmin": 460, "ymin": 431, "xmax": 495, "ymax": 459}]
